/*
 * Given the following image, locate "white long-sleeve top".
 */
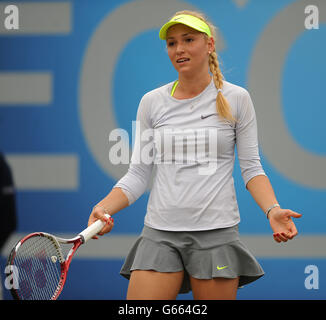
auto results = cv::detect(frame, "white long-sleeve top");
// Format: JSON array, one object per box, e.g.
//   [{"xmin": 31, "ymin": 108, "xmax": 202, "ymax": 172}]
[{"xmin": 114, "ymin": 79, "xmax": 266, "ymax": 231}]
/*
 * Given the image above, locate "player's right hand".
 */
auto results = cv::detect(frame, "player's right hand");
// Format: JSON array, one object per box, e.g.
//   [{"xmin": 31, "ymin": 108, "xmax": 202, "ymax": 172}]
[{"xmin": 88, "ymin": 206, "xmax": 114, "ymax": 239}]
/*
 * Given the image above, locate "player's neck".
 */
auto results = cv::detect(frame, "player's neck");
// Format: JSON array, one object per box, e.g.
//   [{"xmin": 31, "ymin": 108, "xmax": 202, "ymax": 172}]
[{"xmin": 176, "ymin": 72, "xmax": 211, "ymax": 99}]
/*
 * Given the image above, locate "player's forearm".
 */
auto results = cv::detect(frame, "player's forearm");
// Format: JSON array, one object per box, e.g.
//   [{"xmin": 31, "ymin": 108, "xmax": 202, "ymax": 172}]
[
  {"xmin": 95, "ymin": 187, "xmax": 129, "ymax": 216},
  {"xmin": 246, "ymin": 175, "xmax": 279, "ymax": 216}
]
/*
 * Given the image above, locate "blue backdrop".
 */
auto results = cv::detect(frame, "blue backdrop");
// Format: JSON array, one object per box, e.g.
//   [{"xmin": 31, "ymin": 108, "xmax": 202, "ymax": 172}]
[{"xmin": 0, "ymin": 0, "xmax": 325, "ymax": 300}]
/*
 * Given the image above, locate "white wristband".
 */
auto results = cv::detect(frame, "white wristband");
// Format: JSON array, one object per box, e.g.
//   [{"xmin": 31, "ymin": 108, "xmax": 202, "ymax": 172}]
[{"xmin": 265, "ymin": 204, "xmax": 280, "ymax": 219}]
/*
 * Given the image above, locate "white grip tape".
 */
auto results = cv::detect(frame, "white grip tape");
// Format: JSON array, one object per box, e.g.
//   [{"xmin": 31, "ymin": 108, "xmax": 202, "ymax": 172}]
[{"xmin": 79, "ymin": 214, "xmax": 111, "ymax": 243}]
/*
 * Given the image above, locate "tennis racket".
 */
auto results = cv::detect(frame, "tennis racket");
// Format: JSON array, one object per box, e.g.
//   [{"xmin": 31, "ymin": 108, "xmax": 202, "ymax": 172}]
[{"xmin": 5, "ymin": 214, "xmax": 110, "ymax": 300}]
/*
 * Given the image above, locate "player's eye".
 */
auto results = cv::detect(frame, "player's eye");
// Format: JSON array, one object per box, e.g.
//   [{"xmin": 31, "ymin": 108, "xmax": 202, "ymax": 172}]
[{"xmin": 167, "ymin": 41, "xmax": 175, "ymax": 47}]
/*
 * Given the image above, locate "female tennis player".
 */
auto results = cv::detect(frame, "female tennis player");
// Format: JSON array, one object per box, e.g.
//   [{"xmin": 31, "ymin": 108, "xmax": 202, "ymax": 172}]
[{"xmin": 87, "ymin": 10, "xmax": 302, "ymax": 300}]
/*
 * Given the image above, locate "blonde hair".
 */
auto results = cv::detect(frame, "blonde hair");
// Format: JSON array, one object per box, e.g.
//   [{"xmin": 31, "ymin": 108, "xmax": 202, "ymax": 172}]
[{"xmin": 171, "ymin": 10, "xmax": 236, "ymax": 123}]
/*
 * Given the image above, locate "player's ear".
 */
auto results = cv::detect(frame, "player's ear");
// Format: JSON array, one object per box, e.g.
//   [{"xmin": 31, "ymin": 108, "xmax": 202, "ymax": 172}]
[{"xmin": 207, "ymin": 36, "xmax": 214, "ymax": 54}]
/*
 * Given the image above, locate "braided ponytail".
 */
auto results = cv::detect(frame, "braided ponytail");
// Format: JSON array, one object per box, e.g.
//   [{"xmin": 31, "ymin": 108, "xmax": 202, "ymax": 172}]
[
  {"xmin": 209, "ymin": 51, "xmax": 236, "ymax": 122},
  {"xmin": 172, "ymin": 10, "xmax": 236, "ymax": 123}
]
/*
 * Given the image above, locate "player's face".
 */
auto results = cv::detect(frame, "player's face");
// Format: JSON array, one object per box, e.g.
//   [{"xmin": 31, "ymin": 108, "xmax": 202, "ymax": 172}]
[{"xmin": 166, "ymin": 24, "xmax": 212, "ymax": 76}]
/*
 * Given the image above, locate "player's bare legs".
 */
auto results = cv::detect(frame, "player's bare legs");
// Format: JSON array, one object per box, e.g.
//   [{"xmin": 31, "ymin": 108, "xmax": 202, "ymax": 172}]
[
  {"xmin": 127, "ymin": 270, "xmax": 184, "ymax": 300},
  {"xmin": 190, "ymin": 276, "xmax": 239, "ymax": 300}
]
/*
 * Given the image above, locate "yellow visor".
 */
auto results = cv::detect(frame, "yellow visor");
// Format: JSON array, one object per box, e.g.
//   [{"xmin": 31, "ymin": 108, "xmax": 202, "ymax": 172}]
[{"xmin": 159, "ymin": 14, "xmax": 212, "ymax": 40}]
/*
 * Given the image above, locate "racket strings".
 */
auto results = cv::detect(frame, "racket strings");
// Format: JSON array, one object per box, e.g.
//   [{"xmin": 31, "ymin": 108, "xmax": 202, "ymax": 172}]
[{"xmin": 11, "ymin": 235, "xmax": 64, "ymax": 300}]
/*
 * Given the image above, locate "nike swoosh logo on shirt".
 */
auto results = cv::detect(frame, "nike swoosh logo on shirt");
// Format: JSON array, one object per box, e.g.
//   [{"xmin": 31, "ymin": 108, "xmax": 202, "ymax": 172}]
[
  {"xmin": 201, "ymin": 113, "xmax": 218, "ymax": 119},
  {"xmin": 216, "ymin": 265, "xmax": 228, "ymax": 270}
]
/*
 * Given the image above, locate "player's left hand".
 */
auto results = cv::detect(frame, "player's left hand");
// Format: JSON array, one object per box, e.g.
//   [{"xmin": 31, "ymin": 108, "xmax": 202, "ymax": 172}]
[{"xmin": 268, "ymin": 208, "xmax": 302, "ymax": 243}]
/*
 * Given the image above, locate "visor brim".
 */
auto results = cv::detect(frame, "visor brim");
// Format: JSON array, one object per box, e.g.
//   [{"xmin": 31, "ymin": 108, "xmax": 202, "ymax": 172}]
[{"xmin": 159, "ymin": 17, "xmax": 211, "ymax": 40}]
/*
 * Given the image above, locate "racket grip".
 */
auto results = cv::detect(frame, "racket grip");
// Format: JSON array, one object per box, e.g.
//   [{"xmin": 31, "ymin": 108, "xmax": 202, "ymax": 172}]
[{"xmin": 79, "ymin": 214, "xmax": 111, "ymax": 243}]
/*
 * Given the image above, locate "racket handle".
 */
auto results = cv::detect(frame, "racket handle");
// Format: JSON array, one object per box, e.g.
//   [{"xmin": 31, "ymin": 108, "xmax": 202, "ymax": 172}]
[{"xmin": 79, "ymin": 214, "xmax": 111, "ymax": 243}]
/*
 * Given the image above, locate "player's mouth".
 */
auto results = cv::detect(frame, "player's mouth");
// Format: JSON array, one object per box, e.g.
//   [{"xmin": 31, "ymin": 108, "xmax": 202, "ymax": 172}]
[{"xmin": 176, "ymin": 57, "xmax": 190, "ymax": 64}]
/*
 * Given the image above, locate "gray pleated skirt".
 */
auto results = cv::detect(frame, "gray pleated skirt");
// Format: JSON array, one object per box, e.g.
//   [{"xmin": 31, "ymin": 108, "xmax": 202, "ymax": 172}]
[{"xmin": 120, "ymin": 224, "xmax": 264, "ymax": 294}]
